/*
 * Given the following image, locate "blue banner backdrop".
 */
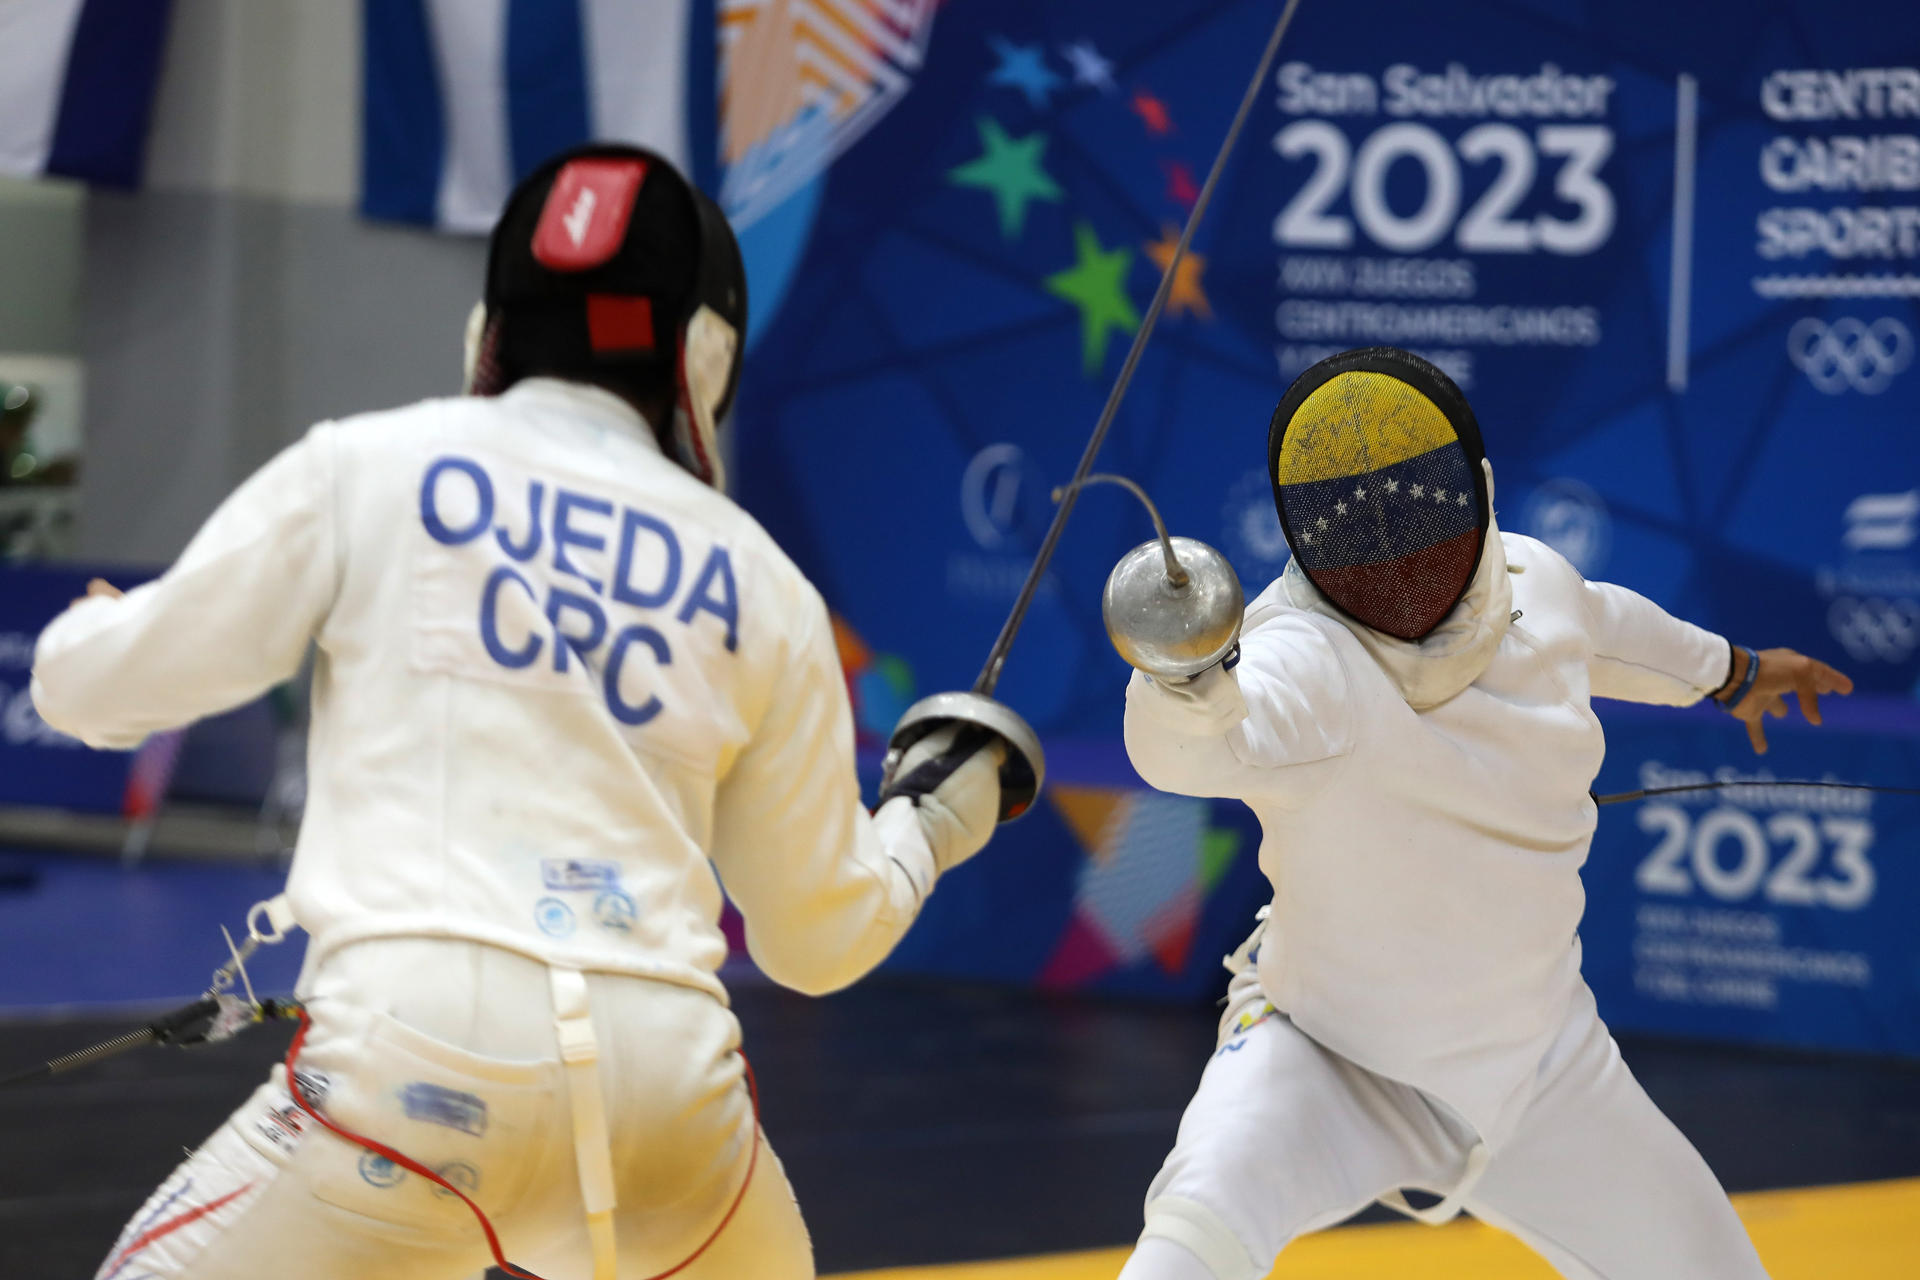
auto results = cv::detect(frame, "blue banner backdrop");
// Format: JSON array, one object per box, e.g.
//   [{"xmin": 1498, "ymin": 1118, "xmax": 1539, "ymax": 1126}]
[
  {"xmin": 734, "ymin": 1, "xmax": 1920, "ymax": 1037},
  {"xmin": 0, "ymin": 564, "xmax": 150, "ymax": 811},
  {"xmin": 1588, "ymin": 699, "xmax": 1920, "ymax": 1056}
]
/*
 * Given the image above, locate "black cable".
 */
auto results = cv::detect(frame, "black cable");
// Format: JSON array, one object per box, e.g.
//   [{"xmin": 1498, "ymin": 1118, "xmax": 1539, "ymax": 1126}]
[{"xmin": 1593, "ymin": 779, "xmax": 1920, "ymax": 806}]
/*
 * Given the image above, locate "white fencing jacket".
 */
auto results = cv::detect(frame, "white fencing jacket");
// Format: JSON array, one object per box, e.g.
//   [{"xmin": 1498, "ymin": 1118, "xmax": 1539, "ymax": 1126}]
[
  {"xmin": 1125, "ymin": 534, "xmax": 1729, "ymax": 1147},
  {"xmin": 33, "ymin": 379, "xmax": 939, "ymax": 1000}
]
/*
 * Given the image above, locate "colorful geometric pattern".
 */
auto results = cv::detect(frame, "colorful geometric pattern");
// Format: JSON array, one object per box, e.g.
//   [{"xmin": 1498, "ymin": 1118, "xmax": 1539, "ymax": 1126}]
[
  {"xmin": 1038, "ymin": 784, "xmax": 1241, "ymax": 988},
  {"xmin": 719, "ymin": 0, "xmax": 937, "ymax": 226},
  {"xmin": 832, "ymin": 614, "xmax": 915, "ymax": 745}
]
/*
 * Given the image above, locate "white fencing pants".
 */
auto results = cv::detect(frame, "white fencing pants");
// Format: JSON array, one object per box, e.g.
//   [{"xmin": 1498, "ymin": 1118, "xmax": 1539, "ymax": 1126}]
[
  {"xmin": 96, "ymin": 938, "xmax": 812, "ymax": 1280},
  {"xmin": 1120, "ymin": 981, "xmax": 1770, "ymax": 1280}
]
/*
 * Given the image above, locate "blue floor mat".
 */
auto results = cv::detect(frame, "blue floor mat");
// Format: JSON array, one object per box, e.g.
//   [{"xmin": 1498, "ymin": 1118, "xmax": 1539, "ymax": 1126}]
[{"xmin": 0, "ymin": 848, "xmax": 306, "ymax": 1011}]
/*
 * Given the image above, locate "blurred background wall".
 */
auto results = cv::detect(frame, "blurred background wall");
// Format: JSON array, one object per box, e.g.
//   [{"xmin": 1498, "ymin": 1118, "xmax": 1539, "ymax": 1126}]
[
  {"xmin": 79, "ymin": 0, "xmax": 482, "ymax": 561},
  {"xmin": 0, "ymin": 0, "xmax": 1916, "ymax": 1040}
]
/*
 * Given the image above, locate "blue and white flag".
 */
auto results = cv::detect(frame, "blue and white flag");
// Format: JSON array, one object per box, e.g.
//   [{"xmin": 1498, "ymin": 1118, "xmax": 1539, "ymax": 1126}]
[
  {"xmin": 0, "ymin": 0, "xmax": 175, "ymax": 187},
  {"xmin": 363, "ymin": 0, "xmax": 703, "ymax": 232},
  {"xmin": 362, "ymin": 0, "xmax": 936, "ymax": 234}
]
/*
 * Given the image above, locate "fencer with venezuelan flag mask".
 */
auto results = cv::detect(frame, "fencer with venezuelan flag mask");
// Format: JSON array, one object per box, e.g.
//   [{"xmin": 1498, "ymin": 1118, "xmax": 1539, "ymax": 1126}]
[
  {"xmin": 1112, "ymin": 347, "xmax": 1852, "ymax": 1280},
  {"xmin": 32, "ymin": 145, "xmax": 1008, "ymax": 1280}
]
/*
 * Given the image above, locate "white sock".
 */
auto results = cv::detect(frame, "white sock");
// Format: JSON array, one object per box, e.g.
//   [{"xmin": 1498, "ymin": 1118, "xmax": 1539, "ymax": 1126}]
[{"xmin": 1117, "ymin": 1235, "xmax": 1220, "ymax": 1280}]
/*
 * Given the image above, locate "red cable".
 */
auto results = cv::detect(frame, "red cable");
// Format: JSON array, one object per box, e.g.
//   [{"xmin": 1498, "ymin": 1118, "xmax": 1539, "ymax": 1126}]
[{"xmin": 284, "ymin": 1006, "xmax": 761, "ymax": 1280}]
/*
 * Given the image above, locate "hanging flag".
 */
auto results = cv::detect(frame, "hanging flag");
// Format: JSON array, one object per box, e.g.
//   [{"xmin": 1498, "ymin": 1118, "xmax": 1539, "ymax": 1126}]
[
  {"xmin": 0, "ymin": 0, "xmax": 176, "ymax": 187},
  {"xmin": 362, "ymin": 0, "xmax": 699, "ymax": 232},
  {"xmin": 361, "ymin": 0, "xmax": 936, "ymax": 233}
]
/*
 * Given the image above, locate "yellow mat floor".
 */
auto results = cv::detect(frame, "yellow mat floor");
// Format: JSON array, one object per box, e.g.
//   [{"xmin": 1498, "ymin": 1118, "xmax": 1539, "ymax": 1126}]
[{"xmin": 836, "ymin": 1176, "xmax": 1920, "ymax": 1280}]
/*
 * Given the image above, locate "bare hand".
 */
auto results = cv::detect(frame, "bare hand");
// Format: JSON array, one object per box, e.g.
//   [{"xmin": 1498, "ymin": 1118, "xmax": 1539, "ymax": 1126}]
[
  {"xmin": 1719, "ymin": 647, "xmax": 1853, "ymax": 754},
  {"xmin": 71, "ymin": 578, "xmax": 123, "ymax": 607}
]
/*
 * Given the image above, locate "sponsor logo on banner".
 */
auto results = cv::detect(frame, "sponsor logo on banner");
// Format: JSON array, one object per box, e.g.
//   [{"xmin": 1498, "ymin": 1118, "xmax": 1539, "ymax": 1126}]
[
  {"xmin": 1818, "ymin": 491, "xmax": 1920, "ymax": 665},
  {"xmin": 719, "ymin": 0, "xmax": 938, "ymax": 227},
  {"xmin": 1219, "ymin": 468, "xmax": 1291, "ymax": 582},
  {"xmin": 1827, "ymin": 596, "xmax": 1920, "ymax": 662},
  {"xmin": 1, "ymin": 631, "xmax": 80, "ymax": 749},
  {"xmin": 1627, "ymin": 761, "xmax": 1877, "ymax": 1012},
  {"xmin": 1785, "ymin": 316, "xmax": 1913, "ymax": 394},
  {"xmin": 961, "ymin": 443, "xmax": 1032, "ymax": 550},
  {"xmin": 1842, "ymin": 490, "xmax": 1919, "ymax": 551},
  {"xmin": 1521, "ymin": 476, "xmax": 1610, "ymax": 575},
  {"xmin": 1752, "ymin": 66, "xmax": 1920, "ymax": 300},
  {"xmin": 949, "ymin": 443, "xmax": 1052, "ymax": 601},
  {"xmin": 1270, "ymin": 60, "xmax": 1617, "ymax": 392}
]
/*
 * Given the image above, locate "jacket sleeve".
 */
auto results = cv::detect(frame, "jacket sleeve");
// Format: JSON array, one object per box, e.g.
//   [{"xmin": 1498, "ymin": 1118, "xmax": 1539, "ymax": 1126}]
[
  {"xmin": 708, "ymin": 590, "xmax": 936, "ymax": 996},
  {"xmin": 30, "ymin": 426, "xmax": 342, "ymax": 750},
  {"xmin": 1580, "ymin": 577, "xmax": 1731, "ymax": 706},
  {"xmin": 1123, "ymin": 610, "xmax": 1354, "ymax": 800}
]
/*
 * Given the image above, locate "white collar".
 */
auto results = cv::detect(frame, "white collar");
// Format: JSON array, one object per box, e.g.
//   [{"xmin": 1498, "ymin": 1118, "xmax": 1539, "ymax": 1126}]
[
  {"xmin": 1280, "ymin": 516, "xmax": 1515, "ymax": 711},
  {"xmin": 499, "ymin": 378, "xmax": 662, "ymax": 454}
]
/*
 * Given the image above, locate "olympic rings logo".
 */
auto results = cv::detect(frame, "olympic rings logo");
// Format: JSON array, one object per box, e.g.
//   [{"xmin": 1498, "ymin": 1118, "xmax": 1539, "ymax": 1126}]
[
  {"xmin": 1787, "ymin": 317, "xmax": 1913, "ymax": 395},
  {"xmin": 1827, "ymin": 595, "xmax": 1920, "ymax": 663}
]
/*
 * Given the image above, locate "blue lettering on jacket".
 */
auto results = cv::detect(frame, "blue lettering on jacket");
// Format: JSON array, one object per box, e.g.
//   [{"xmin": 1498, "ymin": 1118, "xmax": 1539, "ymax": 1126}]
[
  {"xmin": 612, "ymin": 508, "xmax": 681, "ymax": 609},
  {"xmin": 479, "ymin": 567, "xmax": 542, "ymax": 668},
  {"xmin": 546, "ymin": 588, "xmax": 607, "ymax": 674},
  {"xmin": 677, "ymin": 547, "xmax": 738, "ymax": 652},
  {"xmin": 424, "ymin": 457, "xmax": 740, "ymax": 728},
  {"xmin": 604, "ymin": 625, "xmax": 670, "ymax": 725},
  {"xmin": 552, "ymin": 489, "xmax": 612, "ymax": 593},
  {"xmin": 496, "ymin": 481, "xmax": 545, "ymax": 561},
  {"xmin": 420, "ymin": 457, "xmax": 493, "ymax": 545}
]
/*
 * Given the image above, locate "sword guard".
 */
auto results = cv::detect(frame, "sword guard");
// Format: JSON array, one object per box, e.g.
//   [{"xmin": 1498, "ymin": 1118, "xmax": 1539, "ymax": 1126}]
[{"xmin": 883, "ymin": 692, "xmax": 1045, "ymax": 822}]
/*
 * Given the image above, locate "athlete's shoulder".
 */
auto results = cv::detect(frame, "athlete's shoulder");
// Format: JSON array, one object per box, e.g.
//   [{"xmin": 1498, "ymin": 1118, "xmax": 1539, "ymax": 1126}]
[
  {"xmin": 1499, "ymin": 531, "xmax": 1581, "ymax": 581},
  {"xmin": 1237, "ymin": 575, "xmax": 1356, "ymax": 678},
  {"xmin": 1241, "ymin": 575, "xmax": 1349, "ymax": 644},
  {"xmin": 301, "ymin": 394, "xmax": 488, "ymax": 468},
  {"xmin": 701, "ymin": 493, "xmax": 823, "ymax": 613},
  {"xmin": 334, "ymin": 392, "xmax": 488, "ymax": 433}
]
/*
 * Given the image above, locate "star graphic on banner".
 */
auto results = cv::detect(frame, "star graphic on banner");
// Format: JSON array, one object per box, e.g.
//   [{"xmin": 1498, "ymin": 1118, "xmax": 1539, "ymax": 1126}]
[
  {"xmin": 1457, "ymin": 492, "xmax": 1470, "ymax": 505},
  {"xmin": 1386, "ymin": 478, "xmax": 1399, "ymax": 493},
  {"xmin": 1433, "ymin": 488, "xmax": 1448, "ymax": 503},
  {"xmin": 1046, "ymin": 222, "xmax": 1140, "ymax": 375},
  {"xmin": 1164, "ymin": 160, "xmax": 1197, "ymax": 207},
  {"xmin": 1061, "ymin": 41, "xmax": 1115, "ymax": 92},
  {"xmin": 1411, "ymin": 483, "xmax": 1425, "ymax": 498},
  {"xmin": 988, "ymin": 37, "xmax": 1062, "ymax": 109},
  {"xmin": 1132, "ymin": 90, "xmax": 1173, "ymax": 135},
  {"xmin": 948, "ymin": 117, "xmax": 1062, "ymax": 239},
  {"xmin": 1142, "ymin": 224, "xmax": 1211, "ymax": 320}
]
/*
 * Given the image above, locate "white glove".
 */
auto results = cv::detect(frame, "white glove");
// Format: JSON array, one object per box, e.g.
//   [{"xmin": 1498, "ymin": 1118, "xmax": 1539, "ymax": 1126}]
[{"xmin": 877, "ymin": 724, "xmax": 1006, "ymax": 874}]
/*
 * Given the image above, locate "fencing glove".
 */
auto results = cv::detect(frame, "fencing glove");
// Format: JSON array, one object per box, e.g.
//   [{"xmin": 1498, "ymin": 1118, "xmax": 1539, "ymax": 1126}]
[{"xmin": 877, "ymin": 725, "xmax": 1006, "ymax": 875}]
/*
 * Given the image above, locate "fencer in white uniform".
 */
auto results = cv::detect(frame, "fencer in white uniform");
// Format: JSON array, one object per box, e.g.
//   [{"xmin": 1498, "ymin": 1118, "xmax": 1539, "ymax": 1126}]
[
  {"xmin": 1109, "ymin": 349, "xmax": 1852, "ymax": 1280},
  {"xmin": 34, "ymin": 145, "xmax": 1012, "ymax": 1280}
]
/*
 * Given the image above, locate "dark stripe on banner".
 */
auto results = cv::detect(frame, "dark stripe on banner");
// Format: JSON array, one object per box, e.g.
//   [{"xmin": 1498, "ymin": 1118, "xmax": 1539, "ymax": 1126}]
[
  {"xmin": 1282, "ymin": 442, "xmax": 1478, "ymax": 572},
  {"xmin": 685, "ymin": 0, "xmax": 720, "ymax": 195},
  {"xmin": 362, "ymin": 0, "xmax": 446, "ymax": 224},
  {"xmin": 1308, "ymin": 528, "xmax": 1483, "ymax": 640},
  {"xmin": 506, "ymin": 0, "xmax": 592, "ymax": 184},
  {"xmin": 45, "ymin": 0, "xmax": 176, "ymax": 187}
]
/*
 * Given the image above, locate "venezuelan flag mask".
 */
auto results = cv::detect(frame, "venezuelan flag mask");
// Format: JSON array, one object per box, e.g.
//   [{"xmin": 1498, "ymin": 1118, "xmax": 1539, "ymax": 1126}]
[{"xmin": 1268, "ymin": 347, "xmax": 1489, "ymax": 642}]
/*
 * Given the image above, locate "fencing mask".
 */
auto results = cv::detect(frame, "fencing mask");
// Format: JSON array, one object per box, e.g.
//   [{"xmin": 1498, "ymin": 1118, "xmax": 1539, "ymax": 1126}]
[
  {"xmin": 1268, "ymin": 347, "xmax": 1491, "ymax": 642},
  {"xmin": 465, "ymin": 143, "xmax": 747, "ymax": 489}
]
